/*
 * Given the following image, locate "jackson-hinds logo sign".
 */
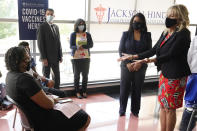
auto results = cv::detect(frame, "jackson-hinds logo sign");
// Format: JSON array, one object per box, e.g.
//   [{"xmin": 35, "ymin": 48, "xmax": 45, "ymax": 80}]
[
  {"xmin": 94, "ymin": 4, "xmax": 106, "ymax": 24},
  {"xmin": 94, "ymin": 4, "xmax": 166, "ymax": 24}
]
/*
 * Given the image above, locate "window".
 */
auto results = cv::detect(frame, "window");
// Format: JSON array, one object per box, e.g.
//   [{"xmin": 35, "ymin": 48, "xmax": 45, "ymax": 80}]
[
  {"xmin": 0, "ymin": 0, "xmax": 197, "ymax": 85},
  {"xmin": 0, "ymin": 23, "xmax": 18, "ymax": 53},
  {"xmin": 49, "ymin": 0, "xmax": 86, "ymax": 20},
  {"xmin": 0, "ymin": 0, "xmax": 17, "ymax": 19}
]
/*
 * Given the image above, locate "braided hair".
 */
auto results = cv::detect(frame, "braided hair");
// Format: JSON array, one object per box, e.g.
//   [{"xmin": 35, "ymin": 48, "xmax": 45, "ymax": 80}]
[{"xmin": 5, "ymin": 46, "xmax": 26, "ymax": 72}]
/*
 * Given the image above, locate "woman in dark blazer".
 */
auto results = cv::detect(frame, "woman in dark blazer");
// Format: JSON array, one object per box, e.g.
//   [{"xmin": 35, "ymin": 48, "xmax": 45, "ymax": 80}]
[
  {"xmin": 118, "ymin": 13, "xmax": 152, "ymax": 117},
  {"xmin": 119, "ymin": 4, "xmax": 191, "ymax": 131},
  {"xmin": 70, "ymin": 18, "xmax": 93, "ymax": 99}
]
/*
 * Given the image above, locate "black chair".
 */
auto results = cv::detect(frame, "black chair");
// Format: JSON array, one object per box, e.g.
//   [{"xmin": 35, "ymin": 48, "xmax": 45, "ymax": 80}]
[{"xmin": 6, "ymin": 95, "xmax": 34, "ymax": 131}]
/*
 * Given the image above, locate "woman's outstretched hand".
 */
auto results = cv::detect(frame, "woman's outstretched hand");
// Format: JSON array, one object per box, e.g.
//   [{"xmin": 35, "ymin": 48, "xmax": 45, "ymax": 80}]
[{"xmin": 118, "ymin": 53, "xmax": 136, "ymax": 61}]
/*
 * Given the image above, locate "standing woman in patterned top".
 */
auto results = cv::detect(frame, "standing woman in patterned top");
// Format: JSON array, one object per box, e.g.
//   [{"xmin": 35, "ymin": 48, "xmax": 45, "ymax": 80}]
[
  {"xmin": 70, "ymin": 19, "xmax": 93, "ymax": 99},
  {"xmin": 119, "ymin": 4, "xmax": 191, "ymax": 131}
]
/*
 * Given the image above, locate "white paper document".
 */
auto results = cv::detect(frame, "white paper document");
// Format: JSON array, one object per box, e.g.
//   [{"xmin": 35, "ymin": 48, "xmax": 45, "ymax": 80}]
[{"xmin": 54, "ymin": 102, "xmax": 81, "ymax": 118}]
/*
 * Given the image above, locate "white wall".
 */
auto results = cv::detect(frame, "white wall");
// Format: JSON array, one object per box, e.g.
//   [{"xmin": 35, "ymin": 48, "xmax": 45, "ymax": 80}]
[
  {"xmin": 176, "ymin": 0, "xmax": 197, "ymax": 24},
  {"xmin": 90, "ymin": 0, "xmax": 173, "ymax": 43},
  {"xmin": 90, "ymin": 24, "xmax": 128, "ymax": 42}
]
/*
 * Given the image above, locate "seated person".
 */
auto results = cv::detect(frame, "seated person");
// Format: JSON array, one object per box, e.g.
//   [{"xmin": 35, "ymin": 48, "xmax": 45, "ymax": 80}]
[
  {"xmin": 18, "ymin": 41, "xmax": 65, "ymax": 98},
  {"xmin": 179, "ymin": 36, "xmax": 197, "ymax": 131},
  {"xmin": 5, "ymin": 46, "xmax": 91, "ymax": 131}
]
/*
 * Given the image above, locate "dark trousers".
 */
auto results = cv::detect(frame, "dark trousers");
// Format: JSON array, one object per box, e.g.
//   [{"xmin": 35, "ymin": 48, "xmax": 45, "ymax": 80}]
[
  {"xmin": 71, "ymin": 59, "xmax": 90, "ymax": 93},
  {"xmin": 119, "ymin": 64, "xmax": 147, "ymax": 115},
  {"xmin": 42, "ymin": 86, "xmax": 65, "ymax": 98},
  {"xmin": 42, "ymin": 62, "xmax": 60, "ymax": 89},
  {"xmin": 179, "ymin": 108, "xmax": 197, "ymax": 131}
]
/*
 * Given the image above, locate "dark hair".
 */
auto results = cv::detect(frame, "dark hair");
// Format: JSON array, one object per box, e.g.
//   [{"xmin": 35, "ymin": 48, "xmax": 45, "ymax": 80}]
[
  {"xmin": 18, "ymin": 41, "xmax": 30, "ymax": 54},
  {"xmin": 18, "ymin": 41, "xmax": 29, "ymax": 47},
  {"xmin": 128, "ymin": 13, "xmax": 147, "ymax": 33},
  {"xmin": 74, "ymin": 18, "xmax": 86, "ymax": 32},
  {"xmin": 46, "ymin": 8, "xmax": 54, "ymax": 13},
  {"xmin": 5, "ymin": 47, "xmax": 26, "ymax": 72}
]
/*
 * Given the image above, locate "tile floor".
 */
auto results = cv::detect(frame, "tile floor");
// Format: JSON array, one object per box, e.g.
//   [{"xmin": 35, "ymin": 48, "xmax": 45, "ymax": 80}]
[{"xmin": 0, "ymin": 93, "xmax": 196, "ymax": 131}]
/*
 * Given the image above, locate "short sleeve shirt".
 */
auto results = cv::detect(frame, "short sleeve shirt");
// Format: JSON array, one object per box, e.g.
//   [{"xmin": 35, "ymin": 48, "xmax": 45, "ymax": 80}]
[{"xmin": 6, "ymin": 71, "xmax": 45, "ymax": 119}]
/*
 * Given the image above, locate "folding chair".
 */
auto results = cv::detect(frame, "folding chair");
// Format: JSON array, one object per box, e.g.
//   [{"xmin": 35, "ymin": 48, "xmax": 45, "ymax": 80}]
[{"xmin": 6, "ymin": 95, "xmax": 34, "ymax": 131}]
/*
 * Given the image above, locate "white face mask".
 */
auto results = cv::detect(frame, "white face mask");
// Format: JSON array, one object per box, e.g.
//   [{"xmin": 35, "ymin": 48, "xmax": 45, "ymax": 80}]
[
  {"xmin": 78, "ymin": 25, "xmax": 84, "ymax": 32},
  {"xmin": 46, "ymin": 15, "xmax": 54, "ymax": 23}
]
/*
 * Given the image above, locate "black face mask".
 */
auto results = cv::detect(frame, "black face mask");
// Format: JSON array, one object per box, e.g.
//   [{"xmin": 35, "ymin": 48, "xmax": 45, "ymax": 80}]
[
  {"xmin": 165, "ymin": 17, "xmax": 177, "ymax": 28},
  {"xmin": 132, "ymin": 22, "xmax": 143, "ymax": 30},
  {"xmin": 26, "ymin": 61, "xmax": 31, "ymax": 71}
]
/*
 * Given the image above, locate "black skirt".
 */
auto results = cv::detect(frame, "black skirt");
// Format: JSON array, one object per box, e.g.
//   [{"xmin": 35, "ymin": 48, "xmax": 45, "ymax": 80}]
[{"xmin": 33, "ymin": 109, "xmax": 89, "ymax": 131}]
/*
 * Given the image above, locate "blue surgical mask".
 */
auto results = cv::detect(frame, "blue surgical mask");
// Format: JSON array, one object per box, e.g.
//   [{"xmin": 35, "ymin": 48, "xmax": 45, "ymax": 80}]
[
  {"xmin": 78, "ymin": 25, "xmax": 84, "ymax": 31},
  {"xmin": 46, "ymin": 15, "xmax": 54, "ymax": 23}
]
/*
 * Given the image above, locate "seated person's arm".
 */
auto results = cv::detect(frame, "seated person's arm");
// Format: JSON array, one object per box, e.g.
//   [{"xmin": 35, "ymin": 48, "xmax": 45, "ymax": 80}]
[
  {"xmin": 32, "ymin": 71, "xmax": 54, "ymax": 88},
  {"xmin": 32, "ymin": 70, "xmax": 47, "ymax": 82},
  {"xmin": 46, "ymin": 79, "xmax": 54, "ymax": 88},
  {"xmin": 31, "ymin": 66, "xmax": 37, "ymax": 73},
  {"xmin": 31, "ymin": 90, "xmax": 55, "ymax": 109},
  {"xmin": 32, "ymin": 71, "xmax": 38, "ymax": 78}
]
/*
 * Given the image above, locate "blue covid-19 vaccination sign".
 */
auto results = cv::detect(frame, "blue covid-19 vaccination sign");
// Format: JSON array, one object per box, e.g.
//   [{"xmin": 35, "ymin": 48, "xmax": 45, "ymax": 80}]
[{"xmin": 18, "ymin": 0, "xmax": 48, "ymax": 40}]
